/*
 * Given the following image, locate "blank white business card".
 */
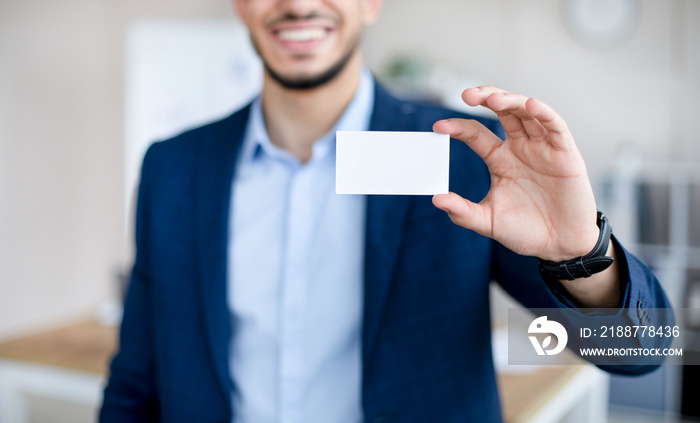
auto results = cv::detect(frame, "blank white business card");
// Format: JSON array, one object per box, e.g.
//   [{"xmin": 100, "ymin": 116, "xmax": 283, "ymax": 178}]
[{"xmin": 336, "ymin": 131, "xmax": 450, "ymax": 195}]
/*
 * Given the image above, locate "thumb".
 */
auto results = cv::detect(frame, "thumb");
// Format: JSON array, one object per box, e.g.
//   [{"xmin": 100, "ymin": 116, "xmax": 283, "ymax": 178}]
[{"xmin": 432, "ymin": 192, "xmax": 492, "ymax": 237}]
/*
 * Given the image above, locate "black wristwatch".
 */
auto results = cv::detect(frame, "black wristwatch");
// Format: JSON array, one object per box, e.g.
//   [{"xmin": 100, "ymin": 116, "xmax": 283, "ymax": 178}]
[{"xmin": 539, "ymin": 211, "xmax": 614, "ymax": 281}]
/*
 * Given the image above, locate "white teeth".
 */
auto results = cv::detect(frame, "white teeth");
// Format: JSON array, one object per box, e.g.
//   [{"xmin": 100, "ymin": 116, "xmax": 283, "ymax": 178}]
[{"xmin": 278, "ymin": 28, "xmax": 326, "ymax": 42}]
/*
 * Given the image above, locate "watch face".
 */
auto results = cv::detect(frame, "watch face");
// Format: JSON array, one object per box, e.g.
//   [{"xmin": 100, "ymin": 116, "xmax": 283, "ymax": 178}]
[{"xmin": 562, "ymin": 0, "xmax": 641, "ymax": 50}]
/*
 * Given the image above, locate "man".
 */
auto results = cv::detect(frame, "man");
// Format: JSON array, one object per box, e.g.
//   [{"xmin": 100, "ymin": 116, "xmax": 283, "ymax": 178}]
[{"xmin": 100, "ymin": 0, "xmax": 670, "ymax": 422}]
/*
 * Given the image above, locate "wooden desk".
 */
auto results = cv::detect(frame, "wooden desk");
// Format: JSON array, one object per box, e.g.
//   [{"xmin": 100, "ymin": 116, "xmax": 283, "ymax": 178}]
[
  {"xmin": 0, "ymin": 321, "xmax": 116, "ymax": 423},
  {"xmin": 0, "ymin": 320, "xmax": 606, "ymax": 423},
  {"xmin": 0, "ymin": 321, "xmax": 116, "ymax": 375},
  {"xmin": 498, "ymin": 365, "xmax": 608, "ymax": 423}
]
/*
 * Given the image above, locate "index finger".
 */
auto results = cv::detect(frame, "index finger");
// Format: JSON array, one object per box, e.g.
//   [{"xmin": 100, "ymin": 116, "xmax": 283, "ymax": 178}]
[
  {"xmin": 463, "ymin": 87, "xmax": 527, "ymax": 137},
  {"xmin": 462, "ymin": 87, "xmax": 576, "ymax": 151},
  {"xmin": 433, "ymin": 118, "xmax": 502, "ymax": 163}
]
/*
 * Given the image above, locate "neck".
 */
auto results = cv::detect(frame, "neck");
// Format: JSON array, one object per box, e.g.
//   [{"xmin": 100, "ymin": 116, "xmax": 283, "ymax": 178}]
[{"xmin": 261, "ymin": 51, "xmax": 363, "ymax": 163}]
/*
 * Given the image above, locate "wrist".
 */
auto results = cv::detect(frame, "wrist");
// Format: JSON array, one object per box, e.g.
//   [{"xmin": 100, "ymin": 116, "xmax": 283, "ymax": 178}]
[
  {"xmin": 539, "ymin": 211, "xmax": 614, "ymax": 281},
  {"xmin": 559, "ymin": 242, "xmax": 621, "ymax": 308}
]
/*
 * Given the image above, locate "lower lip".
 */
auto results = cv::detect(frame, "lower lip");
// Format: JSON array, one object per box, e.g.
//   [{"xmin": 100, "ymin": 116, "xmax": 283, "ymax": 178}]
[{"xmin": 272, "ymin": 30, "xmax": 334, "ymax": 53}]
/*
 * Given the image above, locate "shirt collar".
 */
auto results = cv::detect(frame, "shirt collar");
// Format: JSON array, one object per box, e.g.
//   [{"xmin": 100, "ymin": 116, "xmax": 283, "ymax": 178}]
[{"xmin": 239, "ymin": 69, "xmax": 375, "ymax": 166}]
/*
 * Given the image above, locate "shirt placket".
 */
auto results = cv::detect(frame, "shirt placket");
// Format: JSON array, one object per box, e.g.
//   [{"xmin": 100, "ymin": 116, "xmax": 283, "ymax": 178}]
[{"xmin": 278, "ymin": 161, "xmax": 317, "ymax": 423}]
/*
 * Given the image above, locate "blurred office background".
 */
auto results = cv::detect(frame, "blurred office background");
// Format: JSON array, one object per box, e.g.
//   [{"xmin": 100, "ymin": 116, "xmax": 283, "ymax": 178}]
[{"xmin": 0, "ymin": 0, "xmax": 699, "ymax": 422}]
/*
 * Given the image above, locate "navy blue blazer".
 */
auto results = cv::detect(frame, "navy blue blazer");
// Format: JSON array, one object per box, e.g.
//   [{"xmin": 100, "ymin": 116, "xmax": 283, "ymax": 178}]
[{"xmin": 100, "ymin": 83, "xmax": 670, "ymax": 423}]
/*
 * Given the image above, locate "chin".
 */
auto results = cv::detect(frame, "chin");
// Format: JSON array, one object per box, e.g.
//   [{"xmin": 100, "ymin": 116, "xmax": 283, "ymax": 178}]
[
  {"xmin": 264, "ymin": 49, "xmax": 357, "ymax": 91},
  {"xmin": 275, "ymin": 57, "xmax": 337, "ymax": 77}
]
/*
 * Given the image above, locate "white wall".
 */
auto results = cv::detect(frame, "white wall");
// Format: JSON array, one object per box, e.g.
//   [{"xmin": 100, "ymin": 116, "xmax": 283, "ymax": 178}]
[
  {"xmin": 365, "ymin": 0, "xmax": 700, "ymax": 179},
  {"xmin": 0, "ymin": 0, "xmax": 231, "ymax": 340},
  {"xmin": 0, "ymin": 0, "xmax": 698, "ymax": 340},
  {"xmin": 0, "ymin": 0, "xmax": 122, "ymax": 339}
]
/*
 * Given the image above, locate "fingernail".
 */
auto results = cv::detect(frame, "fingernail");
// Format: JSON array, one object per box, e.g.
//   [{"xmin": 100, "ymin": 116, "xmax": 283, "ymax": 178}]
[{"xmin": 436, "ymin": 119, "xmax": 450, "ymax": 128}]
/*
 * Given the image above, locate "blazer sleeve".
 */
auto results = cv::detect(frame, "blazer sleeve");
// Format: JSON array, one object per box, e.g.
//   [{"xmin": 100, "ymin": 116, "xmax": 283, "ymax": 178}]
[
  {"xmin": 492, "ymin": 239, "xmax": 672, "ymax": 375},
  {"xmin": 99, "ymin": 145, "xmax": 160, "ymax": 422}
]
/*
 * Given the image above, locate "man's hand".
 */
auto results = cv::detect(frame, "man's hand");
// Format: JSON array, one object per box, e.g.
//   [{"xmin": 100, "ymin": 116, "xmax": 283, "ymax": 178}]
[
  {"xmin": 434, "ymin": 86, "xmax": 622, "ymax": 308},
  {"xmin": 433, "ymin": 86, "xmax": 600, "ymax": 263}
]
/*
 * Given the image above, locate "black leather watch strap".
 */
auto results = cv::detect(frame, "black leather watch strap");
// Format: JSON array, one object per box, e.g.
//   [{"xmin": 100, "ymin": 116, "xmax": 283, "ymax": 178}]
[{"xmin": 539, "ymin": 211, "xmax": 614, "ymax": 281}]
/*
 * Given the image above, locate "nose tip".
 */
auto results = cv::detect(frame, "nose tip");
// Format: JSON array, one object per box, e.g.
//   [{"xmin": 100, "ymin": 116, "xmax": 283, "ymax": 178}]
[{"xmin": 279, "ymin": 0, "xmax": 323, "ymax": 17}]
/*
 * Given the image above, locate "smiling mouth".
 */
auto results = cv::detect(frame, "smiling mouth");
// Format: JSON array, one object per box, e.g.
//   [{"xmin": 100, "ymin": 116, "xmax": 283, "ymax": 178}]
[{"xmin": 276, "ymin": 27, "xmax": 330, "ymax": 42}]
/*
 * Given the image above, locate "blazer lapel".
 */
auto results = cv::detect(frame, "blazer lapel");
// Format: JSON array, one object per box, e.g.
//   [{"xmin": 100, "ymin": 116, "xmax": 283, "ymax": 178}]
[
  {"xmin": 195, "ymin": 106, "xmax": 250, "ymax": 404},
  {"xmin": 363, "ymin": 84, "xmax": 417, "ymax": 360}
]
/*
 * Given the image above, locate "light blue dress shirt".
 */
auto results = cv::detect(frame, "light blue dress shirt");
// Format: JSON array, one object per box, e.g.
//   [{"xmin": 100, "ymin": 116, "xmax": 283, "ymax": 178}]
[{"xmin": 228, "ymin": 70, "xmax": 374, "ymax": 423}]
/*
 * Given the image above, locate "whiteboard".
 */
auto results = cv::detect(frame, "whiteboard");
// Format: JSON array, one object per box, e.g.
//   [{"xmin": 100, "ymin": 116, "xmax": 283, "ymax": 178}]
[{"xmin": 124, "ymin": 19, "xmax": 262, "ymax": 222}]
